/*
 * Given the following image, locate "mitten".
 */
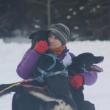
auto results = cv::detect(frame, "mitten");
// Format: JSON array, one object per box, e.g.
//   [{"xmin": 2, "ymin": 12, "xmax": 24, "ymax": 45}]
[
  {"xmin": 69, "ymin": 74, "xmax": 84, "ymax": 89},
  {"xmin": 34, "ymin": 40, "xmax": 48, "ymax": 54}
]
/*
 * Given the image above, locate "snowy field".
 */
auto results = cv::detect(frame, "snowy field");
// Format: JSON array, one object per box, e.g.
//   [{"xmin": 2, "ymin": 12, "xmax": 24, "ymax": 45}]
[{"xmin": 0, "ymin": 38, "xmax": 110, "ymax": 110}]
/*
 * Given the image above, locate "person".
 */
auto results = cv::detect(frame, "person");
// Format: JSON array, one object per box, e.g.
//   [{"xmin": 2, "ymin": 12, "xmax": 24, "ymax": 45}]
[{"xmin": 15, "ymin": 23, "xmax": 97, "ymax": 110}]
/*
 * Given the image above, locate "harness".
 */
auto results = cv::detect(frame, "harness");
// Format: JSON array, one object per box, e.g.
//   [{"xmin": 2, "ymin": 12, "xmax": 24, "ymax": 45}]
[{"xmin": 34, "ymin": 53, "xmax": 68, "ymax": 82}]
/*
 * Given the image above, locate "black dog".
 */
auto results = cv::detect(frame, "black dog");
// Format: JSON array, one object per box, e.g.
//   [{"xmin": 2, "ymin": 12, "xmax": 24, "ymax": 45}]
[
  {"xmin": 0, "ymin": 53, "xmax": 77, "ymax": 110},
  {"xmin": 68, "ymin": 52, "xmax": 104, "ymax": 110}
]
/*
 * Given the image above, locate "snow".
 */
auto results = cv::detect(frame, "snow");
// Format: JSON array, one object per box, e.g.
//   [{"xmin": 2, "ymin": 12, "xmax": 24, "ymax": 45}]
[
  {"xmin": 73, "ymin": 11, "xmax": 77, "ymax": 15},
  {"xmin": 79, "ymin": 6, "xmax": 85, "ymax": 10},
  {"xmin": 0, "ymin": 38, "xmax": 110, "ymax": 110},
  {"xmin": 66, "ymin": 15, "xmax": 72, "ymax": 19}
]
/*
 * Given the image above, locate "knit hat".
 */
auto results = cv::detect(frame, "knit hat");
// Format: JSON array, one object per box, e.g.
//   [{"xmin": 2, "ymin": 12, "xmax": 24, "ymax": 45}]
[
  {"xmin": 29, "ymin": 30, "xmax": 49, "ymax": 48},
  {"xmin": 29, "ymin": 30, "xmax": 48, "ymax": 42},
  {"xmin": 48, "ymin": 23, "xmax": 70, "ymax": 44}
]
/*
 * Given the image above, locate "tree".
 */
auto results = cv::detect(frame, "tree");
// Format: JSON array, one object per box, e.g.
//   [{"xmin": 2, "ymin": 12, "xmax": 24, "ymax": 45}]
[{"xmin": 0, "ymin": 0, "xmax": 110, "ymax": 40}]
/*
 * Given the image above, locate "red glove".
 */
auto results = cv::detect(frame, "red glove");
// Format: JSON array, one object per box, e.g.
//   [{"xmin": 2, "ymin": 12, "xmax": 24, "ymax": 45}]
[
  {"xmin": 34, "ymin": 40, "xmax": 48, "ymax": 54},
  {"xmin": 69, "ymin": 74, "xmax": 84, "ymax": 89}
]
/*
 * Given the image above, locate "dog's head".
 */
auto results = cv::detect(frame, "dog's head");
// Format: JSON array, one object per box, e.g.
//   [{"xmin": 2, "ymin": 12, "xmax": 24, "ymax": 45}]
[{"xmin": 71, "ymin": 52, "xmax": 104, "ymax": 73}]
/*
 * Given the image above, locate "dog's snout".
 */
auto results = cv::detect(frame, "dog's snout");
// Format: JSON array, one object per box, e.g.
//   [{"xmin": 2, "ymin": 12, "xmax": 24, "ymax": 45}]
[{"xmin": 94, "ymin": 56, "xmax": 104, "ymax": 64}]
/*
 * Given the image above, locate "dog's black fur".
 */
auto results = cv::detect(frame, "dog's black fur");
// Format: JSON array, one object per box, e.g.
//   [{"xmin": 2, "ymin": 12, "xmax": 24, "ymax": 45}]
[
  {"xmin": 0, "ymin": 53, "xmax": 77, "ymax": 110},
  {"xmin": 69, "ymin": 52, "xmax": 104, "ymax": 74},
  {"xmin": 68, "ymin": 52, "xmax": 104, "ymax": 110}
]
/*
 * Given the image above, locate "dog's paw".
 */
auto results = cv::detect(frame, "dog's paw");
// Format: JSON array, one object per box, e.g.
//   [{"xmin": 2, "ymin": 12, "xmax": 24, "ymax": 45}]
[{"xmin": 52, "ymin": 100, "xmax": 73, "ymax": 110}]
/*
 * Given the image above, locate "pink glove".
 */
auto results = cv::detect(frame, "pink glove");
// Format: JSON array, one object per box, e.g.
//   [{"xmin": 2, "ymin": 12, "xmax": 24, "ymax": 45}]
[
  {"xmin": 69, "ymin": 74, "xmax": 84, "ymax": 89},
  {"xmin": 34, "ymin": 40, "xmax": 48, "ymax": 54}
]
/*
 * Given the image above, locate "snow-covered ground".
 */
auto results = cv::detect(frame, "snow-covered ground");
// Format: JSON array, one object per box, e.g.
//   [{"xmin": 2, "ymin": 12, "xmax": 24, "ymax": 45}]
[{"xmin": 0, "ymin": 38, "xmax": 110, "ymax": 110}]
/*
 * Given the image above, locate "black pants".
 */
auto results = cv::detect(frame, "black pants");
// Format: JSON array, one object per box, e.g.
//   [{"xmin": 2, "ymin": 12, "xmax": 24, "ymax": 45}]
[
  {"xmin": 12, "ymin": 80, "xmax": 46, "ymax": 110},
  {"xmin": 12, "ymin": 92, "xmax": 43, "ymax": 110},
  {"xmin": 77, "ymin": 101, "xmax": 95, "ymax": 110},
  {"xmin": 71, "ymin": 87, "xmax": 95, "ymax": 110}
]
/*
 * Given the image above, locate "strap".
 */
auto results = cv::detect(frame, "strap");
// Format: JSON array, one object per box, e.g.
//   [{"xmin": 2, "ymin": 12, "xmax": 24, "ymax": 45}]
[
  {"xmin": 44, "ymin": 53, "xmax": 57, "ymax": 71},
  {"xmin": 35, "ymin": 67, "xmax": 48, "ymax": 82},
  {"xmin": 46, "ymin": 69, "xmax": 68, "ymax": 78},
  {"xmin": 37, "ymin": 67, "xmax": 68, "ymax": 78},
  {"xmin": 0, "ymin": 83, "xmax": 20, "ymax": 94},
  {"xmin": 37, "ymin": 67, "xmax": 48, "ymax": 76},
  {"xmin": 36, "ymin": 53, "xmax": 68, "ymax": 82}
]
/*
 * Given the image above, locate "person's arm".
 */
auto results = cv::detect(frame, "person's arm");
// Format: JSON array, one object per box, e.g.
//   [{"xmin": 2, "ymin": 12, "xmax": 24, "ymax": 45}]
[
  {"xmin": 81, "ymin": 71, "xmax": 98, "ymax": 85},
  {"xmin": 69, "ymin": 71, "xmax": 98, "ymax": 89},
  {"xmin": 16, "ymin": 49, "xmax": 41, "ymax": 79},
  {"xmin": 16, "ymin": 40, "xmax": 49, "ymax": 79}
]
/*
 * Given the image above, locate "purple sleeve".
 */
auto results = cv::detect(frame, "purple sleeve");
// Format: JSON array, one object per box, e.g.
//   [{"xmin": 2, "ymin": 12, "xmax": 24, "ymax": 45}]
[
  {"xmin": 16, "ymin": 48, "xmax": 40, "ymax": 79},
  {"xmin": 81, "ymin": 71, "xmax": 98, "ymax": 86}
]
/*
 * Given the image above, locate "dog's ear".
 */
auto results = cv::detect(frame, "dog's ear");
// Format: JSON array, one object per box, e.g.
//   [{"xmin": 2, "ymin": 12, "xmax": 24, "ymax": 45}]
[
  {"xmin": 76, "ymin": 52, "xmax": 94, "ymax": 60},
  {"xmin": 76, "ymin": 52, "xmax": 104, "ymax": 64}
]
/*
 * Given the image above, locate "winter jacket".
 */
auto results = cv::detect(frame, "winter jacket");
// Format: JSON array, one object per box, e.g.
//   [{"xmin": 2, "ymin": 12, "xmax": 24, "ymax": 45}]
[
  {"xmin": 81, "ymin": 71, "xmax": 97, "ymax": 85},
  {"xmin": 16, "ymin": 47, "xmax": 71, "ymax": 79},
  {"xmin": 16, "ymin": 48, "xmax": 40, "ymax": 79}
]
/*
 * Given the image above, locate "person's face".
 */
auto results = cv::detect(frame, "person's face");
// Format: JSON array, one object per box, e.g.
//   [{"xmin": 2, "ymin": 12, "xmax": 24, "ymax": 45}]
[{"xmin": 48, "ymin": 34, "xmax": 62, "ymax": 49}]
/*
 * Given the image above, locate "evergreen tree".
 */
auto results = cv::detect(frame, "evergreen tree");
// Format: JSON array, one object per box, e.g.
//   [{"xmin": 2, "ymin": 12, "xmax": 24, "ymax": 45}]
[{"xmin": 0, "ymin": 0, "xmax": 109, "ymax": 40}]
